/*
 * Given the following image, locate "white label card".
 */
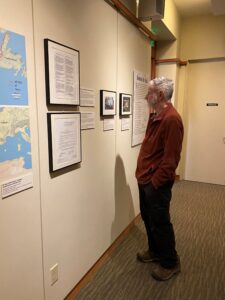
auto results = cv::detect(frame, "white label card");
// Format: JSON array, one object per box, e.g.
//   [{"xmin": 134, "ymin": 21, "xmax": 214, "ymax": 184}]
[
  {"xmin": 80, "ymin": 88, "xmax": 95, "ymax": 107},
  {"xmin": 121, "ymin": 118, "xmax": 130, "ymax": 131},
  {"xmin": 103, "ymin": 118, "xmax": 115, "ymax": 131},
  {"xmin": 81, "ymin": 112, "xmax": 95, "ymax": 130},
  {"xmin": 1, "ymin": 173, "xmax": 33, "ymax": 199}
]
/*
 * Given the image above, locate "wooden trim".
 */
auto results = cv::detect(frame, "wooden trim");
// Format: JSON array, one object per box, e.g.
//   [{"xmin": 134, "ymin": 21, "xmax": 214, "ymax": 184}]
[
  {"xmin": 151, "ymin": 42, "xmax": 157, "ymax": 79},
  {"xmin": 106, "ymin": 0, "xmax": 156, "ymax": 41},
  {"xmin": 65, "ymin": 214, "xmax": 141, "ymax": 300},
  {"xmin": 156, "ymin": 58, "xmax": 187, "ymax": 66},
  {"xmin": 189, "ymin": 57, "xmax": 225, "ymax": 64}
]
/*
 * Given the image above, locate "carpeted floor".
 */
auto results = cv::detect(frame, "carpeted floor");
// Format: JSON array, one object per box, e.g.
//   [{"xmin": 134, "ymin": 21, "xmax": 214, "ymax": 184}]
[{"xmin": 74, "ymin": 181, "xmax": 225, "ymax": 300}]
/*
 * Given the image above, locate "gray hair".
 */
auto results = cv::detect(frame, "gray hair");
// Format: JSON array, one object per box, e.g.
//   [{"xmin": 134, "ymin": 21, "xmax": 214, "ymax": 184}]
[{"xmin": 149, "ymin": 77, "xmax": 174, "ymax": 101}]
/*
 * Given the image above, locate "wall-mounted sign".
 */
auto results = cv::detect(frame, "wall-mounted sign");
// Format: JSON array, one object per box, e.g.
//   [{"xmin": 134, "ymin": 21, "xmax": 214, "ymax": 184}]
[
  {"xmin": 44, "ymin": 39, "xmax": 80, "ymax": 105},
  {"xmin": 0, "ymin": 28, "xmax": 33, "ymax": 198},
  {"xmin": 206, "ymin": 103, "xmax": 218, "ymax": 106},
  {"xmin": 47, "ymin": 113, "xmax": 81, "ymax": 172}
]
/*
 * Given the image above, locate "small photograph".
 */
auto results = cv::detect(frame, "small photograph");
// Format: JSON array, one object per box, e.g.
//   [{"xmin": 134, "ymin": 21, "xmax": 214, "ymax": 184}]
[
  {"xmin": 120, "ymin": 93, "xmax": 132, "ymax": 116},
  {"xmin": 105, "ymin": 97, "xmax": 114, "ymax": 110},
  {"xmin": 100, "ymin": 90, "xmax": 116, "ymax": 116}
]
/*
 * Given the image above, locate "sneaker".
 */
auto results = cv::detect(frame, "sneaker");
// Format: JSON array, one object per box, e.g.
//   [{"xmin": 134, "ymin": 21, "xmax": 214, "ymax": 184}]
[
  {"xmin": 137, "ymin": 250, "xmax": 160, "ymax": 263},
  {"xmin": 151, "ymin": 261, "xmax": 181, "ymax": 281}
]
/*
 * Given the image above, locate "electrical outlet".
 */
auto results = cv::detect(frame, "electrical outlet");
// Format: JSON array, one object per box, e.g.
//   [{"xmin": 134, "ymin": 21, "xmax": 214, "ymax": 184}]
[{"xmin": 50, "ymin": 263, "xmax": 58, "ymax": 285}]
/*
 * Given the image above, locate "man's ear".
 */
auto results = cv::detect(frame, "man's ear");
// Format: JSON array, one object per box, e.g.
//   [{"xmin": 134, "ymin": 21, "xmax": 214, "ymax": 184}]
[{"xmin": 159, "ymin": 91, "xmax": 164, "ymax": 101}]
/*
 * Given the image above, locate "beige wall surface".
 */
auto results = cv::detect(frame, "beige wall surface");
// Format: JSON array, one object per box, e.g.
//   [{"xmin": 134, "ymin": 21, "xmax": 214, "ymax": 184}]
[
  {"xmin": 184, "ymin": 61, "xmax": 225, "ymax": 184},
  {"xmin": 1, "ymin": 1, "xmax": 153, "ymax": 300},
  {"xmin": 115, "ymin": 14, "xmax": 151, "ymax": 236},
  {"xmin": 157, "ymin": 0, "xmax": 181, "ymax": 59},
  {"xmin": 34, "ymin": 1, "xmax": 151, "ymax": 299},
  {"xmin": 0, "ymin": 1, "xmax": 44, "ymax": 300},
  {"xmin": 178, "ymin": 14, "xmax": 225, "ymax": 179},
  {"xmin": 156, "ymin": 0, "xmax": 181, "ymax": 100},
  {"xmin": 180, "ymin": 14, "xmax": 225, "ymax": 60},
  {"xmin": 164, "ymin": 0, "xmax": 180, "ymax": 39},
  {"xmin": 33, "ymin": 1, "xmax": 118, "ymax": 299}
]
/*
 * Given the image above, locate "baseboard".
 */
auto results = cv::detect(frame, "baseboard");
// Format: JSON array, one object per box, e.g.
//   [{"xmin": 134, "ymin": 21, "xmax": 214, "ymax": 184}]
[{"xmin": 65, "ymin": 214, "xmax": 141, "ymax": 300}]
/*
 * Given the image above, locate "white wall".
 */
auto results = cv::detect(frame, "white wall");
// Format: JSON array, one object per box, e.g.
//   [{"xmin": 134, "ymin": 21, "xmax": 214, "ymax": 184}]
[
  {"xmin": 33, "ymin": 1, "xmax": 118, "ymax": 299},
  {"xmin": 0, "ymin": 1, "xmax": 151, "ymax": 299},
  {"xmin": 180, "ymin": 14, "xmax": 225, "ymax": 60},
  {"xmin": 115, "ymin": 13, "xmax": 151, "ymax": 237},
  {"xmin": 0, "ymin": 1, "xmax": 44, "ymax": 300},
  {"xmin": 179, "ymin": 14, "xmax": 225, "ymax": 180}
]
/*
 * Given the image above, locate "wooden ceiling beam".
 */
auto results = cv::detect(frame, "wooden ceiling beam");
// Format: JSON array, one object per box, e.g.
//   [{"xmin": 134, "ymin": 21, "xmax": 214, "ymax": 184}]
[{"xmin": 155, "ymin": 58, "xmax": 187, "ymax": 66}]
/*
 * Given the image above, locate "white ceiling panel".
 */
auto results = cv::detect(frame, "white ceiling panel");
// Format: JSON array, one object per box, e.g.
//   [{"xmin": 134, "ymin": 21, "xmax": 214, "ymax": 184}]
[
  {"xmin": 174, "ymin": 0, "xmax": 225, "ymax": 17},
  {"xmin": 173, "ymin": 0, "xmax": 211, "ymax": 17}
]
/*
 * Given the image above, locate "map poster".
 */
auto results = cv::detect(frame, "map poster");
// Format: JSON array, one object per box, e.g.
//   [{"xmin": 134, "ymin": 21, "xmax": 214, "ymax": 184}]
[
  {"xmin": 0, "ymin": 27, "xmax": 33, "ymax": 198},
  {"xmin": 0, "ymin": 28, "xmax": 28, "ymax": 106},
  {"xmin": 0, "ymin": 107, "xmax": 33, "ymax": 198}
]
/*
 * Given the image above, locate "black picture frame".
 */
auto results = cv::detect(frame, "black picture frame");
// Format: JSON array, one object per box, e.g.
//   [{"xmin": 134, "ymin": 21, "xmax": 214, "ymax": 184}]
[
  {"xmin": 119, "ymin": 93, "xmax": 132, "ymax": 116},
  {"xmin": 44, "ymin": 39, "xmax": 80, "ymax": 105},
  {"xmin": 100, "ymin": 90, "xmax": 117, "ymax": 116},
  {"xmin": 47, "ymin": 112, "xmax": 81, "ymax": 172}
]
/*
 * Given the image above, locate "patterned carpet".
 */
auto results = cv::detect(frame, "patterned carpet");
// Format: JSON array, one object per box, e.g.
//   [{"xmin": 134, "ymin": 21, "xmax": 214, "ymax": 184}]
[{"xmin": 74, "ymin": 181, "xmax": 225, "ymax": 300}]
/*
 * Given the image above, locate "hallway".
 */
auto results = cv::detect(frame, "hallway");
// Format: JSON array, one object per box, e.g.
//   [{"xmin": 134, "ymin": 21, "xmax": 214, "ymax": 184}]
[{"xmin": 74, "ymin": 181, "xmax": 225, "ymax": 300}]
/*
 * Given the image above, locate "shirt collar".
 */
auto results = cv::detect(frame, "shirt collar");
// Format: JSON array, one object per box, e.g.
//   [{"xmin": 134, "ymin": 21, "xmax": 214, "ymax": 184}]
[{"xmin": 153, "ymin": 102, "xmax": 173, "ymax": 121}]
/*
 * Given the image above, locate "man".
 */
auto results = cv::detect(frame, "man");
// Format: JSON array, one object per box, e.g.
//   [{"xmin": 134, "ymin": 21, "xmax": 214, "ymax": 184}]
[{"xmin": 136, "ymin": 77, "xmax": 184, "ymax": 281}]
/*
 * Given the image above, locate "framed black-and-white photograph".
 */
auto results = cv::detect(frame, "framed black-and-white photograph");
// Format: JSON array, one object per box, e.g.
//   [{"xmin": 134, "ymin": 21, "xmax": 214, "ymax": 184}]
[
  {"xmin": 44, "ymin": 39, "xmax": 80, "ymax": 105},
  {"xmin": 100, "ymin": 90, "xmax": 116, "ymax": 116},
  {"xmin": 120, "ymin": 93, "xmax": 132, "ymax": 116},
  {"xmin": 47, "ymin": 113, "xmax": 81, "ymax": 172}
]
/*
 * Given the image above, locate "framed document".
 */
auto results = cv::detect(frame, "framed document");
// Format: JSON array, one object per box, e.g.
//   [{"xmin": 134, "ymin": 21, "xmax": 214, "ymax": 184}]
[
  {"xmin": 100, "ymin": 90, "xmax": 116, "ymax": 116},
  {"xmin": 119, "ymin": 93, "xmax": 132, "ymax": 116},
  {"xmin": 47, "ymin": 113, "xmax": 81, "ymax": 172},
  {"xmin": 44, "ymin": 39, "xmax": 80, "ymax": 105}
]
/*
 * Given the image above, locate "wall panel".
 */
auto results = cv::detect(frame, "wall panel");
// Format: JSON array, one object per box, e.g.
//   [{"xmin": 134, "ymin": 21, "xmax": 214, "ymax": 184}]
[
  {"xmin": 0, "ymin": 1, "xmax": 43, "ymax": 300},
  {"xmin": 0, "ymin": 1, "xmax": 151, "ymax": 299}
]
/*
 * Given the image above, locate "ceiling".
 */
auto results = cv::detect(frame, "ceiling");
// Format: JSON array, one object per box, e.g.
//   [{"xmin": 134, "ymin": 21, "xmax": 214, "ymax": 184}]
[{"xmin": 173, "ymin": 0, "xmax": 225, "ymax": 17}]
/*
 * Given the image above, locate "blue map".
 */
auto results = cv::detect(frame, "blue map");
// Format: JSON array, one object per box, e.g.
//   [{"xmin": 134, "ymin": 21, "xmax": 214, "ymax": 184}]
[
  {"xmin": 0, "ymin": 104, "xmax": 32, "ymax": 182},
  {"xmin": 0, "ymin": 129, "xmax": 32, "ymax": 169},
  {"xmin": 0, "ymin": 28, "xmax": 28, "ymax": 106}
]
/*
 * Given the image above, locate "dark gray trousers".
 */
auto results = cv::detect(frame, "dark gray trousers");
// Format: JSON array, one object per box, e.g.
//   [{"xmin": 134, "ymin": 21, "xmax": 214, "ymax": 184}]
[{"xmin": 138, "ymin": 181, "xmax": 178, "ymax": 268}]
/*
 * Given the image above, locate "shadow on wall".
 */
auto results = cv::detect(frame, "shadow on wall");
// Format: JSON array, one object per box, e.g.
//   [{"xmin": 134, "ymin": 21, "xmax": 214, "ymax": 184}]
[{"xmin": 111, "ymin": 155, "xmax": 135, "ymax": 243}]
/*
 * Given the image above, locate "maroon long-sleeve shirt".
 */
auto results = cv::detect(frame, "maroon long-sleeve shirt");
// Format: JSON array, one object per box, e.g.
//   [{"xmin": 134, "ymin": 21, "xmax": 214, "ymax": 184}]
[{"xmin": 136, "ymin": 103, "xmax": 184, "ymax": 189}]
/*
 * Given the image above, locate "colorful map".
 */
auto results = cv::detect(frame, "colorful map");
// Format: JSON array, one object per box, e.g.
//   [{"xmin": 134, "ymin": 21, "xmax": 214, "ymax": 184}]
[
  {"xmin": 0, "ymin": 28, "xmax": 28, "ymax": 106},
  {"xmin": 0, "ymin": 107, "xmax": 32, "ymax": 180}
]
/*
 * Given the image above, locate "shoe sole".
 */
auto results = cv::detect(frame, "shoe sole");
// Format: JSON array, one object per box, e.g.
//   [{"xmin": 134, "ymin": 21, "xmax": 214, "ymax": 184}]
[
  {"xmin": 151, "ymin": 269, "xmax": 181, "ymax": 281},
  {"xmin": 137, "ymin": 256, "xmax": 160, "ymax": 263}
]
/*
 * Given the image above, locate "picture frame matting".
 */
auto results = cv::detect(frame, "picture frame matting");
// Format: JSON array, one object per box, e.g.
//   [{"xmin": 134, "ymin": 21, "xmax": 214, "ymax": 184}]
[
  {"xmin": 47, "ymin": 112, "xmax": 82, "ymax": 172},
  {"xmin": 44, "ymin": 39, "xmax": 80, "ymax": 105},
  {"xmin": 100, "ymin": 90, "xmax": 117, "ymax": 116},
  {"xmin": 119, "ymin": 93, "xmax": 132, "ymax": 116}
]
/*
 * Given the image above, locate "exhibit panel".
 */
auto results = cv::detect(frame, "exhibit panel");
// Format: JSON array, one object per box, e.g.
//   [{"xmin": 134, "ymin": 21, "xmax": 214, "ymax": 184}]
[
  {"xmin": 0, "ymin": 0, "xmax": 44, "ymax": 300},
  {"xmin": 0, "ymin": 0, "xmax": 152, "ymax": 299},
  {"xmin": 33, "ymin": 0, "xmax": 118, "ymax": 299}
]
